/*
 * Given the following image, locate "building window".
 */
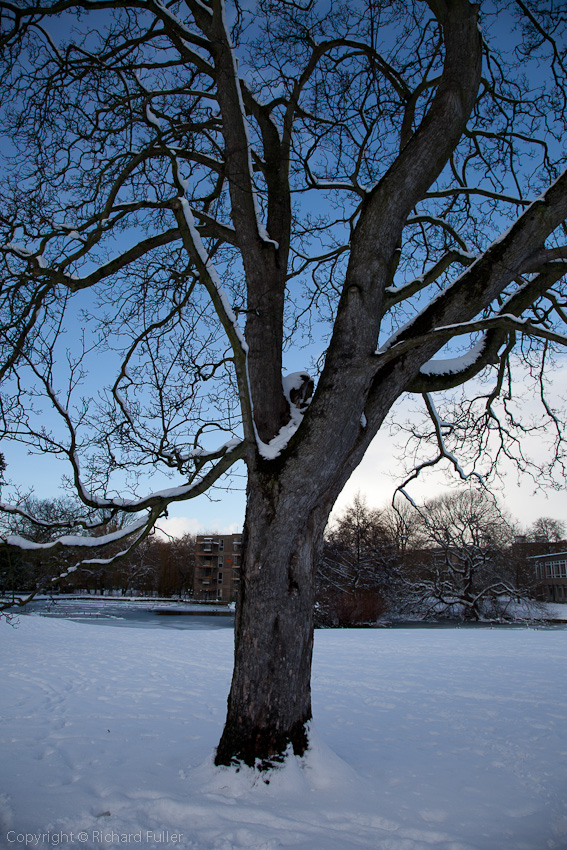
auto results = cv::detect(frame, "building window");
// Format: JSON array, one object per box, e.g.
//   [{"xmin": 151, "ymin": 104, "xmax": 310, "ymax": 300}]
[{"xmin": 544, "ymin": 560, "xmax": 567, "ymax": 578}]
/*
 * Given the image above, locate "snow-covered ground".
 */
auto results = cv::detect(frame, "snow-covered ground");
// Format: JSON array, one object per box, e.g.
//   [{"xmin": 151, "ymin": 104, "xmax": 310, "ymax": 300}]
[{"xmin": 1, "ymin": 616, "xmax": 566, "ymax": 850}]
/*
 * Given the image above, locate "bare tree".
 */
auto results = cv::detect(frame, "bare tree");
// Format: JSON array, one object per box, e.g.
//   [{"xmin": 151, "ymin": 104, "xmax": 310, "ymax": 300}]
[
  {"xmin": 326, "ymin": 493, "xmax": 388, "ymax": 556},
  {"xmin": 380, "ymin": 496, "xmax": 427, "ymax": 554},
  {"xmin": 1, "ymin": 0, "xmax": 566, "ymax": 766},
  {"xmin": 156, "ymin": 532, "xmax": 196, "ymax": 597},
  {"xmin": 399, "ymin": 489, "xmax": 536, "ymax": 621},
  {"xmin": 527, "ymin": 516, "xmax": 566, "ymax": 544}
]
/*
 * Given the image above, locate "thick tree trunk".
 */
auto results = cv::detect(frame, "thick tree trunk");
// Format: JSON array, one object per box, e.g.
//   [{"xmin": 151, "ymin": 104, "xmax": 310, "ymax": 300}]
[{"xmin": 215, "ymin": 474, "xmax": 329, "ymax": 767}]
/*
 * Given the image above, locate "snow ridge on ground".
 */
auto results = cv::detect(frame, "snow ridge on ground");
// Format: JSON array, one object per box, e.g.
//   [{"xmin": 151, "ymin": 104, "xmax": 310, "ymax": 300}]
[{"xmin": 0, "ymin": 617, "xmax": 566, "ymax": 850}]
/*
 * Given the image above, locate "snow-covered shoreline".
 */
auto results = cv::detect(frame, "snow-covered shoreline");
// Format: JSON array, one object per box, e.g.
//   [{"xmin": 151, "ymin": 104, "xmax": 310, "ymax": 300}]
[{"xmin": 1, "ymin": 616, "xmax": 566, "ymax": 850}]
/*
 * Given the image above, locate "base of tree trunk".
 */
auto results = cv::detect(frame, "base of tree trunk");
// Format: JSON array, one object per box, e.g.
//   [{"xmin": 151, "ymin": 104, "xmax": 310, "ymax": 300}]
[{"xmin": 215, "ymin": 715, "xmax": 310, "ymax": 769}]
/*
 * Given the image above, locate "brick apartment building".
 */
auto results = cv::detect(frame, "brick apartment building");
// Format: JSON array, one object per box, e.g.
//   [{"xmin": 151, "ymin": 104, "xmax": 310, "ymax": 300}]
[{"xmin": 192, "ymin": 533, "xmax": 242, "ymax": 601}]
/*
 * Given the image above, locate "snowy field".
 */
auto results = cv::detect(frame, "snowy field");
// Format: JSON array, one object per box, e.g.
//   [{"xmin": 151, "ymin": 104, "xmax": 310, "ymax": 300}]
[{"xmin": 0, "ymin": 616, "xmax": 566, "ymax": 850}]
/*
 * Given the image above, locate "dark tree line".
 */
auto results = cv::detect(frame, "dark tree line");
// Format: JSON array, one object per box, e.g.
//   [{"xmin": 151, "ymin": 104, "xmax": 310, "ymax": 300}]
[
  {"xmin": 318, "ymin": 491, "xmax": 560, "ymax": 623},
  {"xmin": 0, "ymin": 495, "xmax": 195, "ymax": 598},
  {"xmin": 1, "ymin": 485, "xmax": 561, "ymax": 619},
  {"xmin": 1, "ymin": 477, "xmax": 561, "ymax": 622}
]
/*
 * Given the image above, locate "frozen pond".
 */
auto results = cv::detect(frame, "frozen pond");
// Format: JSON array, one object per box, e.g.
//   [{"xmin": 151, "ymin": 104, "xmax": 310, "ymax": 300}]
[
  {"xmin": 11, "ymin": 597, "xmax": 235, "ymax": 630},
  {"xmin": 7, "ymin": 595, "xmax": 566, "ymax": 630}
]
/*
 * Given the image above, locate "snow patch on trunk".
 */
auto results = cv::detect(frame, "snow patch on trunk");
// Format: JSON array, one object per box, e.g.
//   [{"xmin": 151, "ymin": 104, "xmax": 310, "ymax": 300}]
[{"xmin": 257, "ymin": 372, "xmax": 312, "ymax": 460}]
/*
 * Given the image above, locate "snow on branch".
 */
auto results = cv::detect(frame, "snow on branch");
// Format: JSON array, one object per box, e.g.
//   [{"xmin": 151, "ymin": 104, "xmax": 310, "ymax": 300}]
[
  {"xmin": 256, "ymin": 372, "xmax": 313, "ymax": 460},
  {"xmin": 168, "ymin": 154, "xmax": 258, "ymax": 448},
  {"xmin": 4, "ymin": 348, "xmax": 246, "ymax": 516},
  {"xmin": 378, "ymin": 315, "xmax": 567, "ymax": 381},
  {"xmin": 419, "ymin": 338, "xmax": 488, "ymax": 377},
  {"xmin": 422, "ymin": 393, "xmax": 482, "ymax": 483},
  {"xmin": 3, "ymin": 516, "xmax": 149, "ymax": 553},
  {"xmin": 70, "ymin": 439, "xmax": 245, "ymax": 514},
  {"xmin": 417, "ymin": 316, "xmax": 567, "ymax": 377},
  {"xmin": 169, "ymin": 169, "xmax": 248, "ymax": 357},
  {"xmin": 384, "ymin": 249, "xmax": 476, "ymax": 309},
  {"xmin": 305, "ymin": 170, "xmax": 368, "ymax": 198},
  {"xmin": 425, "ymin": 186, "xmax": 533, "ymax": 207}
]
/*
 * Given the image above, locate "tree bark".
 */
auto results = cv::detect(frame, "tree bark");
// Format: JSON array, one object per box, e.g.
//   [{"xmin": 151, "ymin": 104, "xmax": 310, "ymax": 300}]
[{"xmin": 215, "ymin": 466, "xmax": 331, "ymax": 767}]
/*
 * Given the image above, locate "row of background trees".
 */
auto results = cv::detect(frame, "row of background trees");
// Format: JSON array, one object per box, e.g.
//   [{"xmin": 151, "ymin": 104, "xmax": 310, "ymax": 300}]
[
  {"xmin": 1, "ymin": 483, "xmax": 563, "ymax": 623},
  {"xmin": 317, "ymin": 491, "xmax": 565, "ymax": 625},
  {"xmin": 0, "ymin": 496, "xmax": 195, "ymax": 599}
]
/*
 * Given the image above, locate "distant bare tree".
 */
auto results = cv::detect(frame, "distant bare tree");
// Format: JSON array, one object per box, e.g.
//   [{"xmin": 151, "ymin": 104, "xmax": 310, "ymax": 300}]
[
  {"xmin": 380, "ymin": 496, "xmax": 426, "ymax": 554},
  {"xmin": 400, "ymin": 489, "xmax": 536, "ymax": 620},
  {"xmin": 159, "ymin": 533, "xmax": 196, "ymax": 597},
  {"xmin": 527, "ymin": 516, "xmax": 566, "ymax": 544},
  {"xmin": 326, "ymin": 494, "xmax": 388, "ymax": 556}
]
